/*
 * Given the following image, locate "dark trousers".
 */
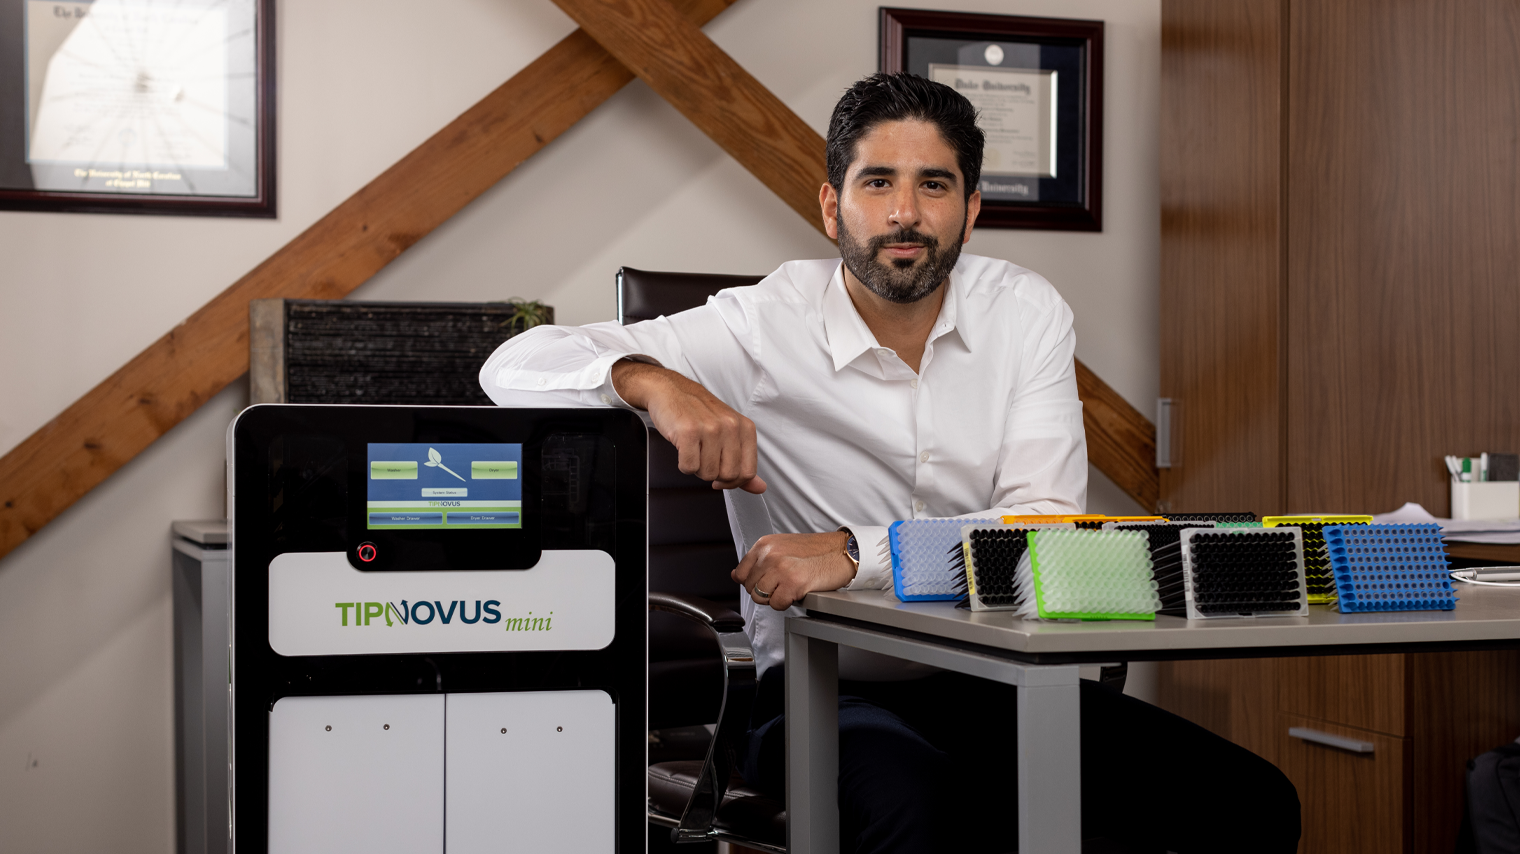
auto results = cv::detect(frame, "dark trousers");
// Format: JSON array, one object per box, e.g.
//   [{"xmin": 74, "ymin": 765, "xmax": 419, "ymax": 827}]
[{"xmin": 741, "ymin": 667, "xmax": 1300, "ymax": 854}]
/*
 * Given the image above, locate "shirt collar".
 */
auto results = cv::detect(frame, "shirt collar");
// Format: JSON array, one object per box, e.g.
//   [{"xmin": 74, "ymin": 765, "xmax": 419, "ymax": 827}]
[
  {"xmin": 944, "ymin": 264, "xmax": 974, "ymax": 353},
  {"xmin": 822, "ymin": 264, "xmax": 879, "ymax": 372},
  {"xmin": 821, "ymin": 261, "xmax": 972, "ymax": 373}
]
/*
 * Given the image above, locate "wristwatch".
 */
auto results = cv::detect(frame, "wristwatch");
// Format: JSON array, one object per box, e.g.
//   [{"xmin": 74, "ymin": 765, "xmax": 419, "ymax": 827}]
[{"xmin": 842, "ymin": 532, "xmax": 860, "ymax": 570}]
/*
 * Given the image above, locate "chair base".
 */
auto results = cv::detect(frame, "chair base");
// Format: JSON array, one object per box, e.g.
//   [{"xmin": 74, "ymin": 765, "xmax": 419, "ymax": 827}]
[{"xmin": 648, "ymin": 760, "xmax": 787, "ymax": 853}]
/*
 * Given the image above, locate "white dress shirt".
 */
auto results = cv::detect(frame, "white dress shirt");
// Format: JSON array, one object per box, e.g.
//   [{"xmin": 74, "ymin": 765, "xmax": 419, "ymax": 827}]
[{"xmin": 479, "ymin": 253, "xmax": 1087, "ymax": 678}]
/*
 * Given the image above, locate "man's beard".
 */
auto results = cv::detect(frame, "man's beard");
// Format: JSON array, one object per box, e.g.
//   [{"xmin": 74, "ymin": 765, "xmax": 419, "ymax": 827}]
[{"xmin": 837, "ymin": 214, "xmax": 964, "ymax": 305}]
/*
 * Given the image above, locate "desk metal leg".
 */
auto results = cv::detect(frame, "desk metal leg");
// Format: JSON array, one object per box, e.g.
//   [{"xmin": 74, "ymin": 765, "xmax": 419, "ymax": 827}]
[
  {"xmin": 786, "ymin": 628, "xmax": 838, "ymax": 854},
  {"xmin": 786, "ymin": 616, "xmax": 1082, "ymax": 853},
  {"xmin": 1018, "ymin": 667, "xmax": 1082, "ymax": 854}
]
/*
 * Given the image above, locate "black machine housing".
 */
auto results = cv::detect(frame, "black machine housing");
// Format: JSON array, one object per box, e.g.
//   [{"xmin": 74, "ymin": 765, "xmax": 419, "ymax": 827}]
[{"xmin": 228, "ymin": 404, "xmax": 648, "ymax": 851}]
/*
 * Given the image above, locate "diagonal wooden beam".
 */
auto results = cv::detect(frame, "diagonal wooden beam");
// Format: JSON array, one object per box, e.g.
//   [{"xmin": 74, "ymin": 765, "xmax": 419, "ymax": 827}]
[
  {"xmin": 553, "ymin": 0, "xmax": 1161, "ymax": 510},
  {"xmin": 1077, "ymin": 361, "xmax": 1158, "ymax": 510},
  {"xmin": 550, "ymin": 0, "xmax": 830, "ymax": 235},
  {"xmin": 0, "ymin": 0, "xmax": 741, "ymax": 561}
]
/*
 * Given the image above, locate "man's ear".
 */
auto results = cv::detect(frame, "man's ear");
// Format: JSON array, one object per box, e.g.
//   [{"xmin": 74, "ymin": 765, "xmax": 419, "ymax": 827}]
[
  {"xmin": 820, "ymin": 183, "xmax": 840, "ymax": 240},
  {"xmin": 962, "ymin": 189, "xmax": 981, "ymax": 245}
]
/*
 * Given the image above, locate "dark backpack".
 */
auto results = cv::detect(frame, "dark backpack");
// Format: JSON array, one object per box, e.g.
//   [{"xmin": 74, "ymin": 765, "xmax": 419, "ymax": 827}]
[{"xmin": 1458, "ymin": 739, "xmax": 1520, "ymax": 854}]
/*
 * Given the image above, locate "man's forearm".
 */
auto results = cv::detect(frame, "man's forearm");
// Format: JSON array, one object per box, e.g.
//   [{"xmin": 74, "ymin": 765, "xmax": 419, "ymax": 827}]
[
  {"xmin": 611, "ymin": 359, "xmax": 766, "ymax": 494},
  {"xmin": 609, "ymin": 359, "xmax": 670, "ymax": 411}
]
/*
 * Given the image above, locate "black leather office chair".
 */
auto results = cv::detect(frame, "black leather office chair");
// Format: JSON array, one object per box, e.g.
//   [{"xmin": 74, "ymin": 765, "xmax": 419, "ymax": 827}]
[
  {"xmin": 625, "ymin": 267, "xmax": 1151, "ymax": 854},
  {"xmin": 621, "ymin": 268, "xmax": 787, "ymax": 852}
]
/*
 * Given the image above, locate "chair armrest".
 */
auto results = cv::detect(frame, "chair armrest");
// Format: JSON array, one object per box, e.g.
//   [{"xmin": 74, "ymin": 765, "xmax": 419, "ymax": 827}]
[
  {"xmin": 649, "ymin": 592, "xmax": 745, "ymax": 633},
  {"xmin": 647, "ymin": 591, "xmax": 755, "ymax": 843}
]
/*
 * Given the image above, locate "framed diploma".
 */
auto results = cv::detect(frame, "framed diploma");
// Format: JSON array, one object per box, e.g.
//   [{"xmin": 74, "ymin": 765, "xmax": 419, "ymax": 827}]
[
  {"xmin": 880, "ymin": 8, "xmax": 1102, "ymax": 231},
  {"xmin": 0, "ymin": 0, "xmax": 274, "ymax": 216}
]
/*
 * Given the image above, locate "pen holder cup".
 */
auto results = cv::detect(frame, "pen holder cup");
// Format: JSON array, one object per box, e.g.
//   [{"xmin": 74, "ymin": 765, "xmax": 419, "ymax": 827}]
[{"xmin": 1450, "ymin": 481, "xmax": 1520, "ymax": 521}]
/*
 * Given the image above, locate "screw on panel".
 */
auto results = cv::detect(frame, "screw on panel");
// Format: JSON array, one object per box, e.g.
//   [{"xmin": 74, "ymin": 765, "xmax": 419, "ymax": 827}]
[{"xmin": 325, "ymin": 725, "xmax": 332, "ymax": 731}]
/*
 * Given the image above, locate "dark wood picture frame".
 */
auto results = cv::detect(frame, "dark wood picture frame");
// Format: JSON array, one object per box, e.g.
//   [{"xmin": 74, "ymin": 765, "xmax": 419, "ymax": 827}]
[
  {"xmin": 880, "ymin": 7, "xmax": 1102, "ymax": 231},
  {"xmin": 0, "ymin": 0, "xmax": 276, "ymax": 217}
]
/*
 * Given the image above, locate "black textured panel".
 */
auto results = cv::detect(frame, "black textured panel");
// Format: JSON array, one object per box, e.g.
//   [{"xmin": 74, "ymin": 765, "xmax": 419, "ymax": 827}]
[{"xmin": 283, "ymin": 301, "xmax": 545, "ymax": 405}]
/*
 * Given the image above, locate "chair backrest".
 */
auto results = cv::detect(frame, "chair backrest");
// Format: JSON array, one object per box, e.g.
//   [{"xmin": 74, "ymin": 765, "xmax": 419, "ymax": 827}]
[
  {"xmin": 617, "ymin": 268, "xmax": 764, "ymax": 325},
  {"xmin": 617, "ymin": 267, "xmax": 764, "ymax": 605}
]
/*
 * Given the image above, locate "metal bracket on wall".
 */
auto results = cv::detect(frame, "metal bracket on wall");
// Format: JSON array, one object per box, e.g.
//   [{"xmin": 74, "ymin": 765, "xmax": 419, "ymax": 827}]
[{"xmin": 1156, "ymin": 398, "xmax": 1176, "ymax": 469}]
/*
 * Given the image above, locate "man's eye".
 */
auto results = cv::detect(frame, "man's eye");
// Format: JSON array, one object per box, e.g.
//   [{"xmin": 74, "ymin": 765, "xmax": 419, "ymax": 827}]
[
  {"xmin": 924, "ymin": 181, "xmax": 945, "ymax": 191},
  {"xmin": 867, "ymin": 179, "xmax": 889, "ymax": 188}
]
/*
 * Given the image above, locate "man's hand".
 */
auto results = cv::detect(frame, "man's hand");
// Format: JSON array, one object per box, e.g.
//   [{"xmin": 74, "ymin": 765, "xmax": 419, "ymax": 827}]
[
  {"xmin": 732, "ymin": 531, "xmax": 856, "ymax": 611},
  {"xmin": 611, "ymin": 360, "xmax": 766, "ymax": 493}
]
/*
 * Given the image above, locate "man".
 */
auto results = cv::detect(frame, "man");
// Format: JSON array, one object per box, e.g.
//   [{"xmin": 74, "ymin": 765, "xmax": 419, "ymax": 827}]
[{"xmin": 481, "ymin": 73, "xmax": 1299, "ymax": 853}]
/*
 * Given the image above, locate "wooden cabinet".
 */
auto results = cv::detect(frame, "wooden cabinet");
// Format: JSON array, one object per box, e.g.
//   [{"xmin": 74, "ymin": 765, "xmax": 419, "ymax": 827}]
[
  {"xmin": 1276, "ymin": 714, "xmax": 1409, "ymax": 854},
  {"xmin": 1161, "ymin": 653, "xmax": 1520, "ymax": 853},
  {"xmin": 1160, "ymin": 0, "xmax": 1520, "ymax": 518},
  {"xmin": 1159, "ymin": 0, "xmax": 1520, "ymax": 851}
]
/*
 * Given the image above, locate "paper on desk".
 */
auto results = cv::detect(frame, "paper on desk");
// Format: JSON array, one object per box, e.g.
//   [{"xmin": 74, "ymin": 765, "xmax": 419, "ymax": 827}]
[{"xmin": 1373, "ymin": 502, "xmax": 1520, "ymax": 543}]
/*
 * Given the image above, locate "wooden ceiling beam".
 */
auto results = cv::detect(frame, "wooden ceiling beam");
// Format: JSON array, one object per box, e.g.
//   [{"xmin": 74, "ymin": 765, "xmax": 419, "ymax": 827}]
[
  {"xmin": 0, "ymin": 0, "xmax": 741, "ymax": 560},
  {"xmin": 550, "ymin": 0, "xmax": 830, "ymax": 235},
  {"xmin": 552, "ymin": 0, "xmax": 1160, "ymax": 510}
]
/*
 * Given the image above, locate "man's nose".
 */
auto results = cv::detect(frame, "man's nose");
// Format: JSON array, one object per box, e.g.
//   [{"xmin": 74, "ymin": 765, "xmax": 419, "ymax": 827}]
[{"xmin": 888, "ymin": 187, "xmax": 920, "ymax": 229}]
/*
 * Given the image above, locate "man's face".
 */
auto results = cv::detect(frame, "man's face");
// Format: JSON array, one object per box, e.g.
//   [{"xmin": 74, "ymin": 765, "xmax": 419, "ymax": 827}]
[{"xmin": 828, "ymin": 119, "xmax": 980, "ymax": 304}]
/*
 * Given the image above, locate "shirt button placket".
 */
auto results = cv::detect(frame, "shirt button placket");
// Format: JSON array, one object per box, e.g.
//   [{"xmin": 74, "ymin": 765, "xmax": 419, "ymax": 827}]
[{"xmin": 913, "ymin": 377, "xmax": 932, "ymax": 516}]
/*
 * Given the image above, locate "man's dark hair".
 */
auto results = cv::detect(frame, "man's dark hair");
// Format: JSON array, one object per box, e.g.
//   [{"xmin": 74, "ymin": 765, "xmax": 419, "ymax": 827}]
[{"xmin": 826, "ymin": 72, "xmax": 984, "ymax": 200}]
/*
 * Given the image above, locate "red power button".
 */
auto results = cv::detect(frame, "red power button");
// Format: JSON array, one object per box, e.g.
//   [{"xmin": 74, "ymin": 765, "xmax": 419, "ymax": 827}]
[{"xmin": 357, "ymin": 542, "xmax": 378, "ymax": 563}]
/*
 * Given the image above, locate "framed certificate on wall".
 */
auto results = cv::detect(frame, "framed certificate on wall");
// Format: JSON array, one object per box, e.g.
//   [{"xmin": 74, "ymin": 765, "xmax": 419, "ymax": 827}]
[
  {"xmin": 880, "ymin": 8, "xmax": 1102, "ymax": 231},
  {"xmin": 0, "ymin": 0, "xmax": 274, "ymax": 217}
]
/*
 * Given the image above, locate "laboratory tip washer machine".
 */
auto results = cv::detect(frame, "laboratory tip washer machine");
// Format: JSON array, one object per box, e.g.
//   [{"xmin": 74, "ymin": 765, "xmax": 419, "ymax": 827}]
[{"xmin": 229, "ymin": 405, "xmax": 647, "ymax": 853}]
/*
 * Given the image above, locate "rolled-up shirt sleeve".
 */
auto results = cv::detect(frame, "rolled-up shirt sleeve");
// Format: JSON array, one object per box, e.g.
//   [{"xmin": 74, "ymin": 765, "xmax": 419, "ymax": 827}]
[
  {"xmin": 839, "ymin": 524, "xmax": 892, "ymax": 590},
  {"xmin": 479, "ymin": 322, "xmax": 654, "ymax": 408},
  {"xmin": 479, "ymin": 298, "xmax": 761, "ymax": 412}
]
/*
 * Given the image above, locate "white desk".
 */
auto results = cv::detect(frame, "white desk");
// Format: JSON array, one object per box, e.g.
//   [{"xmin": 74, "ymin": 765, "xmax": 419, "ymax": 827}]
[{"xmin": 785, "ymin": 585, "xmax": 1520, "ymax": 854}]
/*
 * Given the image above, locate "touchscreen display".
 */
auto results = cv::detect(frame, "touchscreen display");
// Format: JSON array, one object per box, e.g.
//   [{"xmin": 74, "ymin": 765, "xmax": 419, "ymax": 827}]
[{"xmin": 366, "ymin": 443, "xmax": 523, "ymax": 530}]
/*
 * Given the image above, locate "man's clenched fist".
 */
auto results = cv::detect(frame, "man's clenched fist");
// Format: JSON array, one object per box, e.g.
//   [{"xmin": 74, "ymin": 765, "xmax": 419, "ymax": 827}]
[{"xmin": 611, "ymin": 360, "xmax": 766, "ymax": 493}]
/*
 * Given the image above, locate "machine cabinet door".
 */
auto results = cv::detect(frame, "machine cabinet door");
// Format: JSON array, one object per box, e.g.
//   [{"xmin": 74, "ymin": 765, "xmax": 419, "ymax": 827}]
[
  {"xmin": 445, "ymin": 690, "xmax": 616, "ymax": 853},
  {"xmin": 268, "ymin": 694, "xmax": 445, "ymax": 854}
]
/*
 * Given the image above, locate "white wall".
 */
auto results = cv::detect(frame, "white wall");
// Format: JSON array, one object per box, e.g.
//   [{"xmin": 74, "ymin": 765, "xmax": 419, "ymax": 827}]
[{"xmin": 0, "ymin": 0, "xmax": 1158, "ymax": 848}]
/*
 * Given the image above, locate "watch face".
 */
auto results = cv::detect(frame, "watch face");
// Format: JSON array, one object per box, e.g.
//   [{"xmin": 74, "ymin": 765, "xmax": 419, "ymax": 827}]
[{"xmin": 846, "ymin": 535, "xmax": 860, "ymax": 562}]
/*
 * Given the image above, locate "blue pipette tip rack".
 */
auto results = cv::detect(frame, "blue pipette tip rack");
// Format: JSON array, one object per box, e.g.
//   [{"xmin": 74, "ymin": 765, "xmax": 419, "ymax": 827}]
[
  {"xmin": 889, "ymin": 518, "xmax": 995, "ymax": 601},
  {"xmin": 1323, "ymin": 523, "xmax": 1457, "ymax": 613}
]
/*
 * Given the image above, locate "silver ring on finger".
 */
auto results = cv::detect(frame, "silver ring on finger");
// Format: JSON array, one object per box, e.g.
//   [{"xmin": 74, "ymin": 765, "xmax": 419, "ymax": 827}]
[{"xmin": 755, "ymin": 587, "xmax": 773, "ymax": 600}]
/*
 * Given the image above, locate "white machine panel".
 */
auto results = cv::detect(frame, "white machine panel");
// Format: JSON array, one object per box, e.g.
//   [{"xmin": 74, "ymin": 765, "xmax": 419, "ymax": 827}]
[
  {"xmin": 445, "ymin": 690, "xmax": 616, "ymax": 853},
  {"xmin": 268, "ymin": 694, "xmax": 445, "ymax": 854},
  {"xmin": 268, "ymin": 550, "xmax": 616, "ymax": 656}
]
